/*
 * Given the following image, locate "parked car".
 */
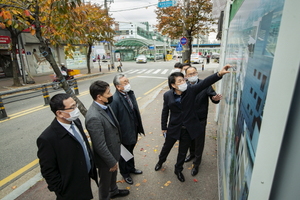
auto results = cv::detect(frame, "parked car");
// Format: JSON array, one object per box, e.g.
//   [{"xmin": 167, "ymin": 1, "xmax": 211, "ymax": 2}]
[
  {"xmin": 136, "ymin": 55, "xmax": 147, "ymax": 63},
  {"xmin": 211, "ymin": 52, "xmax": 220, "ymax": 59},
  {"xmin": 190, "ymin": 54, "xmax": 205, "ymax": 64}
]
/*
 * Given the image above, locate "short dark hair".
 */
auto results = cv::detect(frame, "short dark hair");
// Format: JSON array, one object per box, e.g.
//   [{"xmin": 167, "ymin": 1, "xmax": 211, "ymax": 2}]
[
  {"xmin": 174, "ymin": 62, "xmax": 182, "ymax": 69},
  {"xmin": 182, "ymin": 63, "xmax": 191, "ymax": 68},
  {"xmin": 90, "ymin": 80, "xmax": 109, "ymax": 100},
  {"xmin": 50, "ymin": 93, "xmax": 71, "ymax": 115},
  {"xmin": 168, "ymin": 72, "xmax": 184, "ymax": 89},
  {"xmin": 185, "ymin": 66, "xmax": 197, "ymax": 73}
]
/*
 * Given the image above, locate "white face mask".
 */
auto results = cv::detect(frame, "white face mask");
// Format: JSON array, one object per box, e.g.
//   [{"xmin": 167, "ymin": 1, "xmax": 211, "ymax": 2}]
[
  {"xmin": 173, "ymin": 68, "xmax": 181, "ymax": 72},
  {"xmin": 178, "ymin": 82, "xmax": 187, "ymax": 92},
  {"xmin": 182, "ymin": 71, "xmax": 186, "ymax": 76},
  {"xmin": 64, "ymin": 108, "xmax": 80, "ymax": 121},
  {"xmin": 122, "ymin": 84, "xmax": 131, "ymax": 93},
  {"xmin": 188, "ymin": 76, "xmax": 198, "ymax": 83}
]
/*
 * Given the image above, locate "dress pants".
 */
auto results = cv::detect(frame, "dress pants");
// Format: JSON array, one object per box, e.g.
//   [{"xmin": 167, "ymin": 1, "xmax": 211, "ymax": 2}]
[
  {"xmin": 189, "ymin": 119, "xmax": 207, "ymax": 166},
  {"xmin": 119, "ymin": 143, "xmax": 136, "ymax": 178},
  {"xmin": 98, "ymin": 166, "xmax": 118, "ymax": 200},
  {"xmin": 158, "ymin": 127, "xmax": 192, "ymax": 172}
]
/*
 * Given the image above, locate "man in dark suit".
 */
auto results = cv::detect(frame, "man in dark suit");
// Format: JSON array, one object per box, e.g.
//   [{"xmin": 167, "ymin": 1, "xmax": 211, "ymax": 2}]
[
  {"xmin": 184, "ymin": 66, "xmax": 222, "ymax": 176},
  {"xmin": 110, "ymin": 74, "xmax": 145, "ymax": 185},
  {"xmin": 155, "ymin": 65, "xmax": 231, "ymax": 182},
  {"xmin": 85, "ymin": 80, "xmax": 129, "ymax": 200},
  {"xmin": 37, "ymin": 93, "xmax": 98, "ymax": 200}
]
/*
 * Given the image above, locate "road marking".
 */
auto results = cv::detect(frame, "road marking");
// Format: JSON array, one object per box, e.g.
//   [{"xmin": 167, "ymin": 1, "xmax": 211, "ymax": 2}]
[
  {"xmin": 128, "ymin": 70, "xmax": 139, "ymax": 74},
  {"xmin": 0, "ymin": 159, "xmax": 39, "ymax": 187},
  {"xmin": 1, "ymin": 76, "xmax": 165, "ymax": 187},
  {"xmin": 137, "ymin": 76, "xmax": 167, "ymax": 79},
  {"xmin": 161, "ymin": 69, "xmax": 168, "ymax": 74},
  {"xmin": 144, "ymin": 80, "xmax": 167, "ymax": 95},
  {"xmin": 145, "ymin": 69, "xmax": 155, "ymax": 74},
  {"xmin": 0, "ymin": 105, "xmax": 48, "ymax": 123},
  {"xmin": 137, "ymin": 69, "xmax": 147, "ymax": 74},
  {"xmin": 153, "ymin": 69, "xmax": 161, "ymax": 74}
]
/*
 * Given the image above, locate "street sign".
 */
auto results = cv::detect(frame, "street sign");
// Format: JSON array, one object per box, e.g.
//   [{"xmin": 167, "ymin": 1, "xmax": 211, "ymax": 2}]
[
  {"xmin": 176, "ymin": 42, "xmax": 183, "ymax": 51},
  {"xmin": 158, "ymin": 0, "xmax": 177, "ymax": 8},
  {"xmin": 180, "ymin": 37, "xmax": 187, "ymax": 45}
]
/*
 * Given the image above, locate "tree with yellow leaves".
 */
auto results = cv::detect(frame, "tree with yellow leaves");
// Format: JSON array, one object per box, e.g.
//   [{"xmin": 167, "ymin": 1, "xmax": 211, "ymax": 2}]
[{"xmin": 155, "ymin": 0, "xmax": 215, "ymax": 63}]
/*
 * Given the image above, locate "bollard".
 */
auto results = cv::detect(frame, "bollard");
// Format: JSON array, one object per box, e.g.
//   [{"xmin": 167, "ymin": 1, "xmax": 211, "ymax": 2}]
[
  {"xmin": 108, "ymin": 64, "xmax": 111, "ymax": 71},
  {"xmin": 202, "ymin": 64, "xmax": 204, "ymax": 71},
  {"xmin": 41, "ymin": 85, "xmax": 50, "ymax": 105},
  {"xmin": 73, "ymin": 79, "xmax": 79, "ymax": 95},
  {"xmin": 0, "ymin": 96, "xmax": 9, "ymax": 120}
]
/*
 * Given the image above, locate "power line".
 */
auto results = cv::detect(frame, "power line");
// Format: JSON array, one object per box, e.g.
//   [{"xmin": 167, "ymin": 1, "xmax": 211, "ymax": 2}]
[{"xmin": 110, "ymin": 3, "xmax": 157, "ymax": 12}]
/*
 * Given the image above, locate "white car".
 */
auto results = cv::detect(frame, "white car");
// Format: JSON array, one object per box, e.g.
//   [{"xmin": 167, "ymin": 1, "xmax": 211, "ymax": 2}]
[
  {"xmin": 190, "ymin": 54, "xmax": 205, "ymax": 64},
  {"xmin": 136, "ymin": 55, "xmax": 147, "ymax": 63}
]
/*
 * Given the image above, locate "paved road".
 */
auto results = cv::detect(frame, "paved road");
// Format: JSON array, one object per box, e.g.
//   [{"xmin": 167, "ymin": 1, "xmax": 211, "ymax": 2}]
[{"xmin": 0, "ymin": 60, "xmax": 220, "ymax": 200}]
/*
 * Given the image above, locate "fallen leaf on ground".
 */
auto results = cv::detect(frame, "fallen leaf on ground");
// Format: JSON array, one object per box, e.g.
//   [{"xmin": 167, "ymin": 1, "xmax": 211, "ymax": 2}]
[
  {"xmin": 142, "ymin": 179, "xmax": 147, "ymax": 183},
  {"xmin": 193, "ymin": 179, "xmax": 198, "ymax": 182},
  {"xmin": 135, "ymin": 183, "xmax": 140, "ymax": 186},
  {"xmin": 126, "ymin": 186, "xmax": 131, "ymax": 190},
  {"xmin": 140, "ymin": 148, "xmax": 144, "ymax": 151},
  {"xmin": 12, "ymin": 186, "xmax": 17, "ymax": 189}
]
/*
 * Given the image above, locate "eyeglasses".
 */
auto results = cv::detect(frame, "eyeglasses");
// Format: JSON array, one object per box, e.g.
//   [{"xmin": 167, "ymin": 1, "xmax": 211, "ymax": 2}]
[{"xmin": 61, "ymin": 104, "xmax": 77, "ymax": 111}]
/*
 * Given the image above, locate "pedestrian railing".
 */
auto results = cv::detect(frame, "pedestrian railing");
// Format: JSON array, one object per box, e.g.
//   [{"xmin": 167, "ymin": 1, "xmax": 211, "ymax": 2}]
[{"xmin": 0, "ymin": 79, "xmax": 79, "ymax": 120}]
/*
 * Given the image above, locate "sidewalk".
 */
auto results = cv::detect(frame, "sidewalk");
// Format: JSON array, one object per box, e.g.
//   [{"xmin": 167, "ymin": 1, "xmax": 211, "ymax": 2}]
[
  {"xmin": 0, "ymin": 64, "xmax": 112, "ymax": 93},
  {"xmin": 1, "ymin": 61, "xmax": 221, "ymax": 199},
  {"xmin": 4, "ymin": 68, "xmax": 220, "ymax": 200}
]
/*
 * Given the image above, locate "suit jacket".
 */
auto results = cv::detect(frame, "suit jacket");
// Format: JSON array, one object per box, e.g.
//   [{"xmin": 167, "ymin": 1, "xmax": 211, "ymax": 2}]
[
  {"xmin": 110, "ymin": 90, "xmax": 145, "ymax": 145},
  {"xmin": 37, "ymin": 118, "xmax": 98, "ymax": 200},
  {"xmin": 161, "ymin": 73, "xmax": 222, "ymax": 140},
  {"xmin": 85, "ymin": 102, "xmax": 121, "ymax": 169},
  {"xmin": 193, "ymin": 79, "xmax": 220, "ymax": 120}
]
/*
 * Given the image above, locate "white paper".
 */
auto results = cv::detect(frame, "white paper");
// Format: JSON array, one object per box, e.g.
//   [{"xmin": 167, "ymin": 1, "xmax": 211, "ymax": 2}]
[{"xmin": 120, "ymin": 144, "xmax": 133, "ymax": 162}]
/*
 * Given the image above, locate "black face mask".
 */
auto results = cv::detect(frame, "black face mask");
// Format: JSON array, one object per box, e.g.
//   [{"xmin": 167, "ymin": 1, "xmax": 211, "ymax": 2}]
[{"xmin": 105, "ymin": 96, "xmax": 113, "ymax": 105}]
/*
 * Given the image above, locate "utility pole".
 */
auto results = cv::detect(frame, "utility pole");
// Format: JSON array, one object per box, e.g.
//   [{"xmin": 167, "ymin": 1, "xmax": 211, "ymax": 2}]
[{"xmin": 104, "ymin": 0, "xmax": 115, "ymax": 69}]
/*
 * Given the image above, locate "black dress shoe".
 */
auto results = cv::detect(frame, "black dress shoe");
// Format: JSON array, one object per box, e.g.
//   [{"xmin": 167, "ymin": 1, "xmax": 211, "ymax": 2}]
[
  {"xmin": 130, "ymin": 169, "xmax": 143, "ymax": 174},
  {"xmin": 191, "ymin": 166, "xmax": 199, "ymax": 176},
  {"xmin": 174, "ymin": 171, "xmax": 185, "ymax": 182},
  {"xmin": 111, "ymin": 189, "xmax": 130, "ymax": 199},
  {"xmin": 185, "ymin": 154, "xmax": 195, "ymax": 162},
  {"xmin": 155, "ymin": 163, "xmax": 162, "ymax": 171},
  {"xmin": 124, "ymin": 176, "xmax": 133, "ymax": 185}
]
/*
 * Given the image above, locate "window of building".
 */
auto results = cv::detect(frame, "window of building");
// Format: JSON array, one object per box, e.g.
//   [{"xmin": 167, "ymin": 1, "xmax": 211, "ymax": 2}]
[
  {"xmin": 256, "ymin": 97, "xmax": 262, "ymax": 111},
  {"xmin": 250, "ymin": 87, "xmax": 253, "ymax": 94},
  {"xmin": 258, "ymin": 72, "xmax": 261, "ymax": 79},
  {"xmin": 261, "ymin": 75, "xmax": 267, "ymax": 91},
  {"xmin": 254, "ymin": 69, "xmax": 257, "ymax": 76},
  {"xmin": 254, "ymin": 92, "xmax": 257, "ymax": 99}
]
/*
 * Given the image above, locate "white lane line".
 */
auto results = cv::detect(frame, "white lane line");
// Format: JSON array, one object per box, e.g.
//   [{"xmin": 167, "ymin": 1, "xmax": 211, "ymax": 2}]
[
  {"xmin": 161, "ymin": 69, "xmax": 168, "ymax": 74},
  {"xmin": 137, "ymin": 69, "xmax": 148, "ymax": 74},
  {"xmin": 128, "ymin": 70, "xmax": 139, "ymax": 74},
  {"xmin": 137, "ymin": 76, "xmax": 167, "ymax": 79},
  {"xmin": 145, "ymin": 69, "xmax": 155, "ymax": 74},
  {"xmin": 153, "ymin": 69, "xmax": 161, "ymax": 74}
]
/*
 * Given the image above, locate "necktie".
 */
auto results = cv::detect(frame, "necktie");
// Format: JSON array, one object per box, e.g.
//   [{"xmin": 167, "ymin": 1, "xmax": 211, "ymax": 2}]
[
  {"xmin": 124, "ymin": 93, "xmax": 133, "ymax": 110},
  {"xmin": 70, "ymin": 124, "xmax": 91, "ymax": 172}
]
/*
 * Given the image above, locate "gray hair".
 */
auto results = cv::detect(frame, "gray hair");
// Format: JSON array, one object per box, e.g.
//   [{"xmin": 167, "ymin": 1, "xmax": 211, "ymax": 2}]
[{"xmin": 113, "ymin": 74, "xmax": 127, "ymax": 87}]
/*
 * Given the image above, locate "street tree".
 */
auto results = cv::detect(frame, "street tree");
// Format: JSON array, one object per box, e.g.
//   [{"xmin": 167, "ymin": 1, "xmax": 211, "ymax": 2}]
[
  {"xmin": 71, "ymin": 3, "xmax": 115, "ymax": 74},
  {"xmin": 1, "ymin": 0, "xmax": 89, "ymax": 115},
  {"xmin": 155, "ymin": 0, "xmax": 215, "ymax": 63},
  {"xmin": 0, "ymin": 1, "xmax": 35, "ymax": 86}
]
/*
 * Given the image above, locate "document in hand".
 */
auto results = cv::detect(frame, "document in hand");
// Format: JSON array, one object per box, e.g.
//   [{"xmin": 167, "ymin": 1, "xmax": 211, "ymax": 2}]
[{"xmin": 121, "ymin": 144, "xmax": 134, "ymax": 161}]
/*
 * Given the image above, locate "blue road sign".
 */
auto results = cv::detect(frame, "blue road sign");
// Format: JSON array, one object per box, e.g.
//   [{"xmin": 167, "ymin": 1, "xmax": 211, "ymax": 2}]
[
  {"xmin": 158, "ymin": 1, "xmax": 176, "ymax": 8},
  {"xmin": 149, "ymin": 46, "xmax": 154, "ymax": 50},
  {"xmin": 176, "ymin": 42, "xmax": 183, "ymax": 51},
  {"xmin": 180, "ymin": 37, "xmax": 187, "ymax": 45}
]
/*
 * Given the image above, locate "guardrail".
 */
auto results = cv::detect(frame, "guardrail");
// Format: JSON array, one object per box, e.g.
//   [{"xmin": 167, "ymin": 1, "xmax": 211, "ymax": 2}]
[{"xmin": 0, "ymin": 79, "xmax": 79, "ymax": 120}]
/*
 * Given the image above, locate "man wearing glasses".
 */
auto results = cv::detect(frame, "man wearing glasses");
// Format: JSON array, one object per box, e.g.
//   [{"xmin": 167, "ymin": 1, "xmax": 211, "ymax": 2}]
[
  {"xmin": 184, "ymin": 66, "xmax": 222, "ymax": 176},
  {"xmin": 37, "ymin": 93, "xmax": 98, "ymax": 200},
  {"xmin": 155, "ymin": 65, "xmax": 231, "ymax": 182}
]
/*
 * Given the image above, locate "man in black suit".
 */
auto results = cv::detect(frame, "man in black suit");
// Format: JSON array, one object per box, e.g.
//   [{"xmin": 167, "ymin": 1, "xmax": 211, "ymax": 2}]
[
  {"xmin": 155, "ymin": 65, "xmax": 231, "ymax": 182},
  {"xmin": 37, "ymin": 93, "xmax": 98, "ymax": 200},
  {"xmin": 110, "ymin": 74, "xmax": 145, "ymax": 185},
  {"xmin": 184, "ymin": 66, "xmax": 222, "ymax": 176},
  {"xmin": 85, "ymin": 80, "xmax": 129, "ymax": 200}
]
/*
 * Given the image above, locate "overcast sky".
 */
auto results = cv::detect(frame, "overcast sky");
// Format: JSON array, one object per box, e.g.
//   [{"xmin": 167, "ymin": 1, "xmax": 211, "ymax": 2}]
[
  {"xmin": 90, "ymin": 0, "xmax": 217, "ymax": 42},
  {"xmin": 90, "ymin": 0, "xmax": 158, "ymax": 25}
]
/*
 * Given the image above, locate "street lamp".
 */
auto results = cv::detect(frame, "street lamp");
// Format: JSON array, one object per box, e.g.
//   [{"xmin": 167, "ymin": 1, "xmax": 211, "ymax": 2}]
[
  {"xmin": 163, "ymin": 38, "xmax": 167, "ymax": 61},
  {"xmin": 152, "ymin": 35, "xmax": 157, "ymax": 62}
]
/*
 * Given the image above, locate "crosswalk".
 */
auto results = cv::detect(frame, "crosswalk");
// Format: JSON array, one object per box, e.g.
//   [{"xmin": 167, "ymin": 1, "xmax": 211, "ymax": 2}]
[{"xmin": 123, "ymin": 69, "xmax": 178, "ymax": 75}]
